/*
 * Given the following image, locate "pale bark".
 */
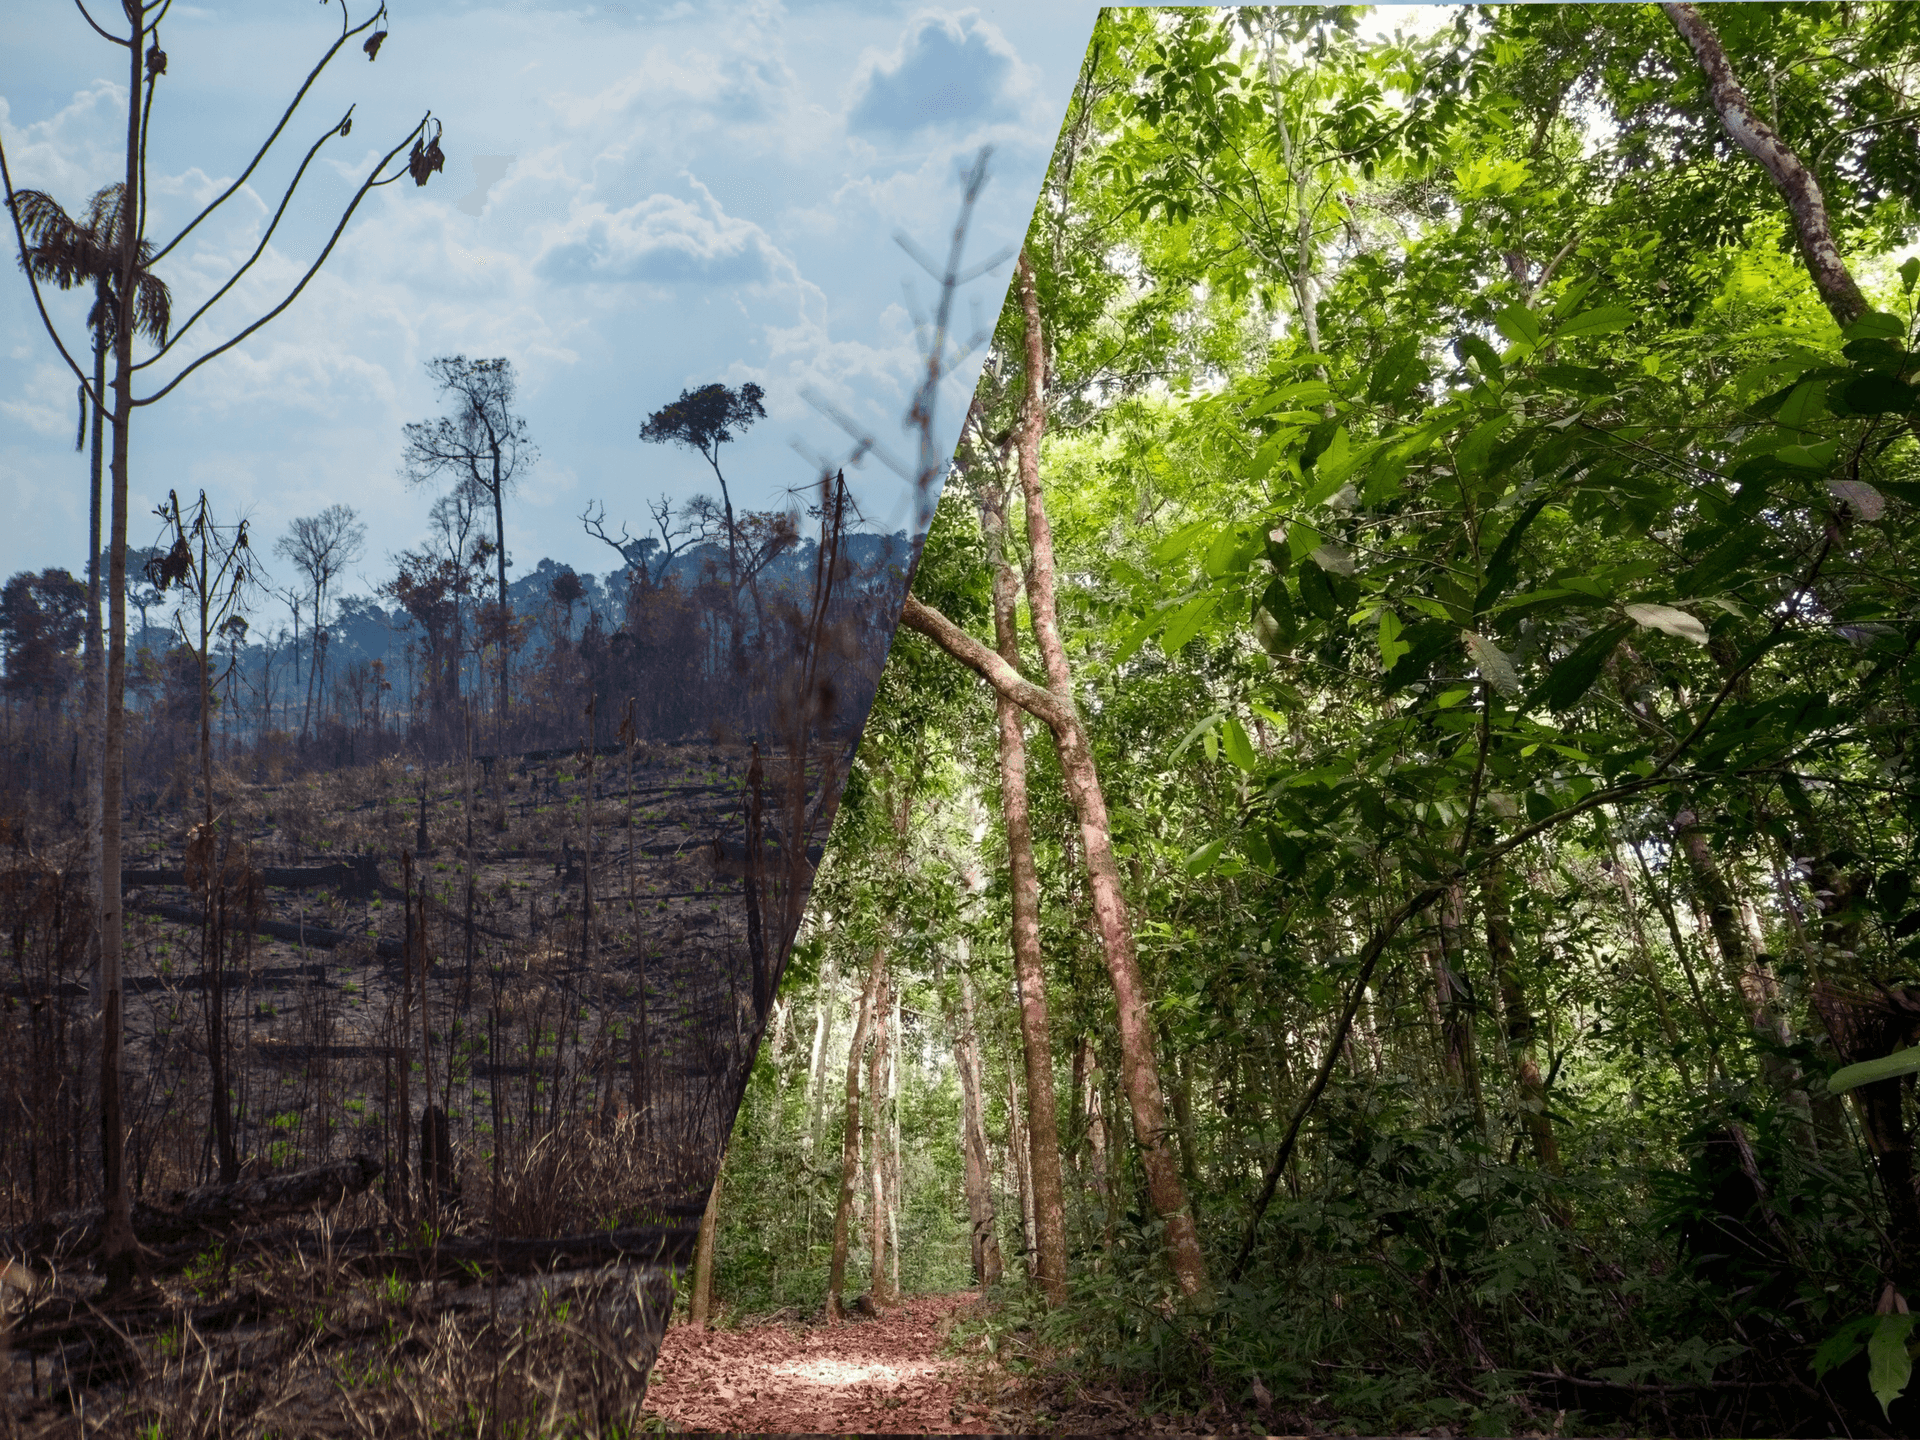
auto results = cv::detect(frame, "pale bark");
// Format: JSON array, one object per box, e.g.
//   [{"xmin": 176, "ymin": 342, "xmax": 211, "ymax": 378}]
[
  {"xmin": 1006, "ymin": 1067, "xmax": 1037, "ymax": 1280},
  {"xmin": 1662, "ymin": 3, "xmax": 1869, "ymax": 327},
  {"xmin": 978, "ymin": 471, "xmax": 1068, "ymax": 1305},
  {"xmin": 689, "ymin": 1153, "xmax": 723, "ymax": 1328},
  {"xmin": 803, "ymin": 950, "xmax": 839, "ymax": 1162},
  {"xmin": 826, "ymin": 945, "xmax": 880, "ymax": 1321},
  {"xmin": 951, "ymin": 958, "xmax": 1003, "ymax": 1286},
  {"xmin": 866, "ymin": 962, "xmax": 892, "ymax": 1306}
]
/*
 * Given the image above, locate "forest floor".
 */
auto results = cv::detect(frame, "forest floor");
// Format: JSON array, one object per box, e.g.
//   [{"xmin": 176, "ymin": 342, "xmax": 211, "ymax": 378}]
[
  {"xmin": 639, "ymin": 1290, "xmax": 1287, "ymax": 1436},
  {"xmin": 642, "ymin": 1291, "xmax": 999, "ymax": 1434}
]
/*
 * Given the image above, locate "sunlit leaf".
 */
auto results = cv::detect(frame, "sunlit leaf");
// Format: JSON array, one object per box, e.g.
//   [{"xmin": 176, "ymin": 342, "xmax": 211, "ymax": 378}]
[{"xmin": 1623, "ymin": 602, "xmax": 1708, "ymax": 646}]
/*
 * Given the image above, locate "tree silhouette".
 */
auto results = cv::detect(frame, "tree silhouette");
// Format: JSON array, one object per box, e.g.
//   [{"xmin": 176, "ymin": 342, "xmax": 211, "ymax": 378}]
[
  {"xmin": 402, "ymin": 357, "xmax": 537, "ymax": 730},
  {"xmin": 640, "ymin": 382, "xmax": 766, "ymax": 634},
  {"xmin": 275, "ymin": 504, "xmax": 366, "ymax": 743}
]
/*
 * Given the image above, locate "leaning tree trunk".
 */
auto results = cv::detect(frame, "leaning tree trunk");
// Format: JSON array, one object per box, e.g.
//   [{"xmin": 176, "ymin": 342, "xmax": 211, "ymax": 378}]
[
  {"xmin": 689, "ymin": 1151, "xmax": 724, "ymax": 1328},
  {"xmin": 1007, "ymin": 250, "xmax": 1208, "ymax": 1299},
  {"xmin": 978, "ymin": 472, "xmax": 1068, "ymax": 1305}
]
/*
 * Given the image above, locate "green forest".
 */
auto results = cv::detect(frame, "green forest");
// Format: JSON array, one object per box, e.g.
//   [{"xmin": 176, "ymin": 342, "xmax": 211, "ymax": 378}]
[{"xmin": 698, "ymin": 4, "xmax": 1920, "ymax": 1434}]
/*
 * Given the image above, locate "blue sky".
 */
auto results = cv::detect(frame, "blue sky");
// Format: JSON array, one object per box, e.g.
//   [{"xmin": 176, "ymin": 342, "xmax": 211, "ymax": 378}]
[{"xmin": 1, "ymin": 0, "xmax": 1099, "ymax": 622}]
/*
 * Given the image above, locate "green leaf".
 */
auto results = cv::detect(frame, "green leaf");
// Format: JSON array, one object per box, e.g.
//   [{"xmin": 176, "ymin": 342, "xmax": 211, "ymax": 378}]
[
  {"xmin": 1474, "ymin": 492, "xmax": 1555, "ymax": 614},
  {"xmin": 1378, "ymin": 608, "xmax": 1410, "ymax": 671},
  {"xmin": 1902, "ymin": 257, "xmax": 1920, "ymax": 294},
  {"xmin": 1184, "ymin": 838, "xmax": 1227, "ymax": 877},
  {"xmin": 1529, "ymin": 621, "xmax": 1632, "ymax": 712},
  {"xmin": 1153, "ymin": 521, "xmax": 1214, "ymax": 566},
  {"xmin": 1832, "ymin": 372, "xmax": 1919, "ymax": 416},
  {"xmin": 1261, "ymin": 379, "xmax": 1334, "ymax": 410},
  {"xmin": 1160, "ymin": 593, "xmax": 1219, "ymax": 653},
  {"xmin": 1462, "ymin": 631, "xmax": 1521, "ymax": 695},
  {"xmin": 1458, "ymin": 333, "xmax": 1505, "ymax": 383},
  {"xmin": 1842, "ymin": 311, "xmax": 1906, "ymax": 342},
  {"xmin": 1774, "ymin": 378, "xmax": 1829, "ymax": 432},
  {"xmin": 1553, "ymin": 305, "xmax": 1635, "ymax": 338},
  {"xmin": 1828, "ymin": 1046, "xmax": 1920, "ymax": 1094},
  {"xmin": 1813, "ymin": 1316, "xmax": 1878, "ymax": 1381},
  {"xmin": 1220, "ymin": 716, "xmax": 1257, "ymax": 771},
  {"xmin": 1367, "ymin": 337, "xmax": 1420, "ymax": 403},
  {"xmin": 1533, "ymin": 364, "xmax": 1612, "ymax": 395},
  {"xmin": 1869, "ymin": 1313, "xmax": 1916, "ymax": 1419},
  {"xmin": 1299, "ymin": 563, "xmax": 1340, "ymax": 620},
  {"xmin": 1624, "ymin": 602, "xmax": 1709, "ymax": 646},
  {"xmin": 1494, "ymin": 304, "xmax": 1542, "ymax": 348}
]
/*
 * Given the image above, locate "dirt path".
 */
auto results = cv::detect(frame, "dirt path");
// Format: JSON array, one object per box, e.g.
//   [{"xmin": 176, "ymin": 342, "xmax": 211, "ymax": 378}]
[{"xmin": 642, "ymin": 1291, "xmax": 994, "ymax": 1434}]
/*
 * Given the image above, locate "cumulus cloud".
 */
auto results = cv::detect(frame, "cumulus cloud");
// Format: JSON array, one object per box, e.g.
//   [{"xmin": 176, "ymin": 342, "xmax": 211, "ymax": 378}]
[
  {"xmin": 848, "ymin": 12, "xmax": 1020, "ymax": 136},
  {"xmin": 534, "ymin": 181, "xmax": 794, "ymax": 290}
]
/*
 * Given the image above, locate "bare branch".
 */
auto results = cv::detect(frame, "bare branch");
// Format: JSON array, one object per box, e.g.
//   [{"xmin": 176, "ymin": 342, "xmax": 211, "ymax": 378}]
[
  {"xmin": 146, "ymin": 1, "xmax": 387, "ymax": 265},
  {"xmin": 133, "ymin": 114, "xmax": 429, "ymax": 407},
  {"xmin": 136, "ymin": 108, "xmax": 357, "ymax": 367},
  {"xmin": 73, "ymin": 0, "xmax": 129, "ymax": 46}
]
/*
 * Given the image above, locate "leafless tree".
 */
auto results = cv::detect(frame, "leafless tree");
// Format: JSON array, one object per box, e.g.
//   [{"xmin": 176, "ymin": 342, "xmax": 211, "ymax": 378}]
[
  {"xmin": 274, "ymin": 504, "xmax": 365, "ymax": 743},
  {"xmin": 402, "ymin": 357, "xmax": 537, "ymax": 732}
]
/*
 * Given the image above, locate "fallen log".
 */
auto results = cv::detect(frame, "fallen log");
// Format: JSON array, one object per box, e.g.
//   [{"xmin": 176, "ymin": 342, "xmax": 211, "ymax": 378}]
[
  {"xmin": 131, "ymin": 900, "xmax": 406, "ymax": 959},
  {"xmin": 122, "ymin": 856, "xmax": 382, "ymax": 897},
  {"xmin": 2, "ymin": 1155, "xmax": 383, "ymax": 1263}
]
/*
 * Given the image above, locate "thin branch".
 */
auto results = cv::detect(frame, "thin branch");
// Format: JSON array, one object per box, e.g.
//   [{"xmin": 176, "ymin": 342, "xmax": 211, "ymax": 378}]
[
  {"xmin": 136, "ymin": 108, "xmax": 356, "ymax": 367},
  {"xmin": 73, "ymin": 0, "xmax": 129, "ymax": 45},
  {"xmin": 146, "ymin": 1, "xmax": 386, "ymax": 266},
  {"xmin": 134, "ymin": 114, "xmax": 428, "ymax": 408}
]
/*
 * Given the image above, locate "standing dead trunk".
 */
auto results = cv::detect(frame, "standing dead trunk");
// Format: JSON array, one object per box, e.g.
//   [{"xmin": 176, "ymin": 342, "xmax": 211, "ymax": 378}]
[
  {"xmin": 826, "ymin": 945, "xmax": 880, "ymax": 1321},
  {"xmin": 978, "ymin": 469, "xmax": 1069, "ymax": 1305}
]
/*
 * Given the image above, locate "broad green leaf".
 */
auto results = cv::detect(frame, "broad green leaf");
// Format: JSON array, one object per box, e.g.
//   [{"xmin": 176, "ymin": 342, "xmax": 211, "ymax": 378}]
[
  {"xmin": 1183, "ymin": 838, "xmax": 1228, "ymax": 877},
  {"xmin": 1772, "ymin": 440, "xmax": 1839, "ymax": 471},
  {"xmin": 1458, "ymin": 333, "xmax": 1505, "ymax": 382},
  {"xmin": 1288, "ymin": 522, "xmax": 1323, "ymax": 564},
  {"xmin": 1842, "ymin": 310, "xmax": 1906, "ymax": 342},
  {"xmin": 1903, "ymin": 257, "xmax": 1920, "ymax": 294},
  {"xmin": 1832, "ymin": 372, "xmax": 1918, "ymax": 416},
  {"xmin": 1533, "ymin": 364, "xmax": 1611, "ymax": 395},
  {"xmin": 1553, "ymin": 305, "xmax": 1634, "ymax": 338},
  {"xmin": 1299, "ymin": 563, "xmax": 1340, "ymax": 620},
  {"xmin": 1828, "ymin": 1046, "xmax": 1920, "ymax": 1094},
  {"xmin": 1378, "ymin": 609, "xmax": 1410, "ymax": 671},
  {"xmin": 1221, "ymin": 716, "xmax": 1258, "ymax": 771},
  {"xmin": 1530, "ymin": 621, "xmax": 1633, "ymax": 712},
  {"xmin": 1869, "ymin": 1313, "xmax": 1916, "ymax": 1419},
  {"xmin": 1462, "ymin": 631, "xmax": 1521, "ymax": 695},
  {"xmin": 1154, "ymin": 520, "xmax": 1215, "ymax": 566},
  {"xmin": 1169, "ymin": 710, "xmax": 1225, "ymax": 763},
  {"xmin": 1624, "ymin": 602, "xmax": 1709, "ymax": 646},
  {"xmin": 1160, "ymin": 593, "xmax": 1219, "ymax": 653},
  {"xmin": 1774, "ymin": 378, "xmax": 1829, "ymax": 433},
  {"xmin": 1261, "ymin": 379, "xmax": 1334, "ymax": 409},
  {"xmin": 1494, "ymin": 304, "xmax": 1542, "ymax": 348}
]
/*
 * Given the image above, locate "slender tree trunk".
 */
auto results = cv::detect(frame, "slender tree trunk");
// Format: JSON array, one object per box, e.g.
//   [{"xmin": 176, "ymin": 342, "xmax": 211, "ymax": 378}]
[
  {"xmin": 493, "ymin": 445, "xmax": 510, "ymax": 733},
  {"xmin": 1008, "ymin": 251, "xmax": 1207, "ymax": 1298},
  {"xmin": 1675, "ymin": 812, "xmax": 1816, "ymax": 1149},
  {"xmin": 94, "ymin": 19, "xmax": 144, "ymax": 1285},
  {"xmin": 951, "ymin": 957, "xmax": 1003, "ymax": 1286},
  {"xmin": 866, "ymin": 961, "xmax": 892, "ymax": 1306},
  {"xmin": 978, "ymin": 473, "xmax": 1068, "ymax": 1305},
  {"xmin": 804, "ymin": 950, "xmax": 839, "ymax": 1162},
  {"xmin": 1484, "ymin": 859, "xmax": 1561, "ymax": 1174},
  {"xmin": 1007, "ymin": 1067, "xmax": 1037, "ymax": 1280},
  {"xmin": 826, "ymin": 945, "xmax": 880, "ymax": 1321},
  {"xmin": 1434, "ymin": 881, "xmax": 1489, "ymax": 1138},
  {"xmin": 690, "ymin": 1152, "xmax": 723, "ymax": 1328}
]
